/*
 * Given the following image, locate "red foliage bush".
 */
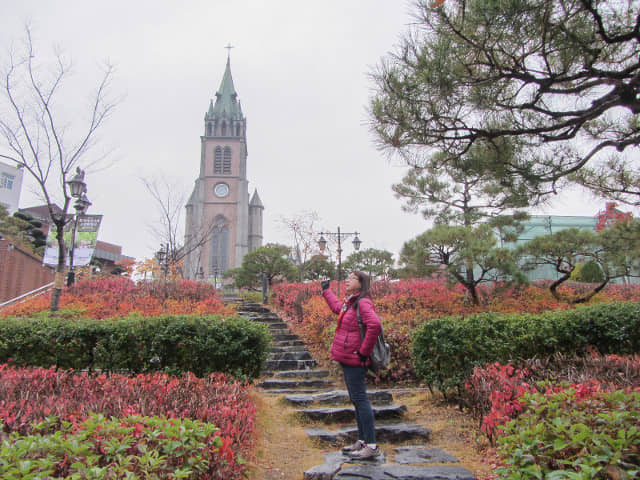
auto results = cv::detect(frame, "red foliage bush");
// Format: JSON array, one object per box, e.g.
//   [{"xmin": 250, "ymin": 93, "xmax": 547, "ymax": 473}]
[
  {"xmin": 0, "ymin": 277, "xmax": 235, "ymax": 319},
  {"xmin": 273, "ymin": 279, "xmax": 640, "ymax": 385},
  {"xmin": 464, "ymin": 352, "xmax": 640, "ymax": 443},
  {"xmin": 0, "ymin": 365, "xmax": 255, "ymax": 477}
]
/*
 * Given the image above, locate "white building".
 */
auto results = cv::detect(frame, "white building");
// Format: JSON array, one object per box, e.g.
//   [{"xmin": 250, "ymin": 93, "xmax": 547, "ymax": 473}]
[{"xmin": 0, "ymin": 161, "xmax": 24, "ymax": 214}]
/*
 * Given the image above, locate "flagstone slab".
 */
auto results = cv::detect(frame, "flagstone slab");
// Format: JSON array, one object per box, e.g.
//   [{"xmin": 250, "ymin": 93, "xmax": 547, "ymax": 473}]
[
  {"xmin": 304, "ymin": 451, "xmax": 387, "ymax": 480},
  {"xmin": 285, "ymin": 390, "xmax": 393, "ymax": 407},
  {"xmin": 297, "ymin": 404, "xmax": 406, "ymax": 423},
  {"xmin": 306, "ymin": 423, "xmax": 431, "ymax": 444},
  {"xmin": 394, "ymin": 446, "xmax": 460, "ymax": 464},
  {"xmin": 334, "ymin": 464, "xmax": 475, "ymax": 480}
]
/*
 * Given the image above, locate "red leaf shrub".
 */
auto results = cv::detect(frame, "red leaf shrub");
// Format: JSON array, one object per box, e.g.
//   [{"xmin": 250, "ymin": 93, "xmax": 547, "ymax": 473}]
[
  {"xmin": 272, "ymin": 279, "xmax": 640, "ymax": 386},
  {"xmin": 7, "ymin": 414, "xmax": 238, "ymax": 479},
  {"xmin": 464, "ymin": 352, "xmax": 640, "ymax": 444},
  {"xmin": 1, "ymin": 277, "xmax": 235, "ymax": 319},
  {"xmin": 0, "ymin": 364, "xmax": 256, "ymax": 476}
]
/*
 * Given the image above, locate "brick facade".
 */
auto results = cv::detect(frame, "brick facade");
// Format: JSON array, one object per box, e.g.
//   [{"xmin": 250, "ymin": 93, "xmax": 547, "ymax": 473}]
[{"xmin": 0, "ymin": 237, "xmax": 55, "ymax": 303}]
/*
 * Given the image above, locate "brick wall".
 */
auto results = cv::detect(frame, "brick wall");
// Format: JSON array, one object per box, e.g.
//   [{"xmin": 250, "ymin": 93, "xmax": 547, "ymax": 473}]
[{"xmin": 0, "ymin": 238, "xmax": 55, "ymax": 303}]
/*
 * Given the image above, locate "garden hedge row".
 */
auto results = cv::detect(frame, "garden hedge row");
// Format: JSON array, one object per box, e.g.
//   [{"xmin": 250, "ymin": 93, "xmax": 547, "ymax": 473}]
[
  {"xmin": 0, "ymin": 314, "xmax": 271, "ymax": 379},
  {"xmin": 412, "ymin": 301, "xmax": 640, "ymax": 394}
]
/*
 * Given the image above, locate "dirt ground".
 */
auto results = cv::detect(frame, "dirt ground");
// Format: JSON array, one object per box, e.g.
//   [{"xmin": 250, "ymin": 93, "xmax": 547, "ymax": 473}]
[{"xmin": 246, "ymin": 385, "xmax": 499, "ymax": 480}]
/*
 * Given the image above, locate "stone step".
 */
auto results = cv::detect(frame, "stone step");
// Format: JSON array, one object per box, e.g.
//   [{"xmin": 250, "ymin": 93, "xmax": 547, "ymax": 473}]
[
  {"xmin": 237, "ymin": 310, "xmax": 280, "ymax": 318},
  {"xmin": 257, "ymin": 378, "xmax": 333, "ymax": 390},
  {"xmin": 297, "ymin": 404, "xmax": 407, "ymax": 423},
  {"xmin": 284, "ymin": 390, "xmax": 393, "ymax": 407},
  {"xmin": 268, "ymin": 351, "xmax": 312, "ymax": 361},
  {"xmin": 270, "ymin": 345, "xmax": 310, "ymax": 353},
  {"xmin": 272, "ymin": 369, "xmax": 330, "ymax": 379},
  {"xmin": 393, "ymin": 446, "xmax": 461, "ymax": 465},
  {"xmin": 260, "ymin": 321, "xmax": 289, "ymax": 329},
  {"xmin": 265, "ymin": 359, "xmax": 317, "ymax": 370},
  {"xmin": 304, "ymin": 447, "xmax": 469, "ymax": 480},
  {"xmin": 333, "ymin": 465, "xmax": 475, "ymax": 480},
  {"xmin": 260, "ymin": 388, "xmax": 333, "ymax": 395},
  {"xmin": 238, "ymin": 302, "xmax": 270, "ymax": 313},
  {"xmin": 305, "ymin": 422, "xmax": 432, "ymax": 444},
  {"xmin": 304, "ymin": 451, "xmax": 386, "ymax": 480},
  {"xmin": 272, "ymin": 339, "xmax": 306, "ymax": 348},
  {"xmin": 268, "ymin": 328, "xmax": 295, "ymax": 336},
  {"xmin": 272, "ymin": 333, "xmax": 299, "ymax": 342}
]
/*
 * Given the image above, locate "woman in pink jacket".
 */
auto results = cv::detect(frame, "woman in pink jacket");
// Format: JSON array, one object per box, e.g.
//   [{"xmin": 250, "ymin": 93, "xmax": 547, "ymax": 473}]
[{"xmin": 321, "ymin": 271, "xmax": 382, "ymax": 459}]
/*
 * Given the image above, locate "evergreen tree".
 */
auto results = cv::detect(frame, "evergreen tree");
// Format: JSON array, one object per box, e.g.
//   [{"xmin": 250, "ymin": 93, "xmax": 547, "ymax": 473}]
[
  {"xmin": 343, "ymin": 248, "xmax": 394, "ymax": 281},
  {"xmin": 371, "ymin": 0, "xmax": 640, "ymax": 205},
  {"xmin": 234, "ymin": 244, "xmax": 297, "ymax": 290},
  {"xmin": 0, "ymin": 206, "xmax": 46, "ymax": 256}
]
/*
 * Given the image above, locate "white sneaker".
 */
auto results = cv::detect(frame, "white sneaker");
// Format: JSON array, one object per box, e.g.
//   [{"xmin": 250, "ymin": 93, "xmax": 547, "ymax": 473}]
[
  {"xmin": 347, "ymin": 445, "xmax": 381, "ymax": 460},
  {"xmin": 341, "ymin": 440, "xmax": 364, "ymax": 453}
]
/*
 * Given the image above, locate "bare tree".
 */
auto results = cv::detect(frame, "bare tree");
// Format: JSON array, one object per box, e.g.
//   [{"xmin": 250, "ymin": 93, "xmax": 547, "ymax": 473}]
[
  {"xmin": 142, "ymin": 176, "xmax": 217, "ymax": 278},
  {"xmin": 278, "ymin": 210, "xmax": 325, "ymax": 281},
  {"xmin": 0, "ymin": 26, "xmax": 117, "ymax": 310}
]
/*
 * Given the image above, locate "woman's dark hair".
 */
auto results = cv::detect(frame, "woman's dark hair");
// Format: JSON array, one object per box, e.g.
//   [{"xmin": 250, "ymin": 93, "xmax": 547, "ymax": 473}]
[{"xmin": 352, "ymin": 271, "xmax": 371, "ymax": 299}]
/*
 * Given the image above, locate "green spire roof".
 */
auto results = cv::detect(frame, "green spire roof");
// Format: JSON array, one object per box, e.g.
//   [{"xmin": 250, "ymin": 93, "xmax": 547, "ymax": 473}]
[{"xmin": 207, "ymin": 56, "xmax": 244, "ymax": 121}]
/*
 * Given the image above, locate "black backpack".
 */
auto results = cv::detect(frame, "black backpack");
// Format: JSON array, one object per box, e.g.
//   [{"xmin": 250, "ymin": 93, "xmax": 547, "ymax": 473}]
[{"xmin": 355, "ymin": 300, "xmax": 391, "ymax": 373}]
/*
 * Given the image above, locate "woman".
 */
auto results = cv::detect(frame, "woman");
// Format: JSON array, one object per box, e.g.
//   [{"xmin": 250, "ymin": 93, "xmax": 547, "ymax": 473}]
[{"xmin": 321, "ymin": 271, "xmax": 382, "ymax": 459}]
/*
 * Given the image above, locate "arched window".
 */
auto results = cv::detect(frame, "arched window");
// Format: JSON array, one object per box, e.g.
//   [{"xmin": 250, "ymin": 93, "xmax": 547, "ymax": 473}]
[
  {"xmin": 221, "ymin": 121, "xmax": 227, "ymax": 136},
  {"xmin": 207, "ymin": 123, "xmax": 212, "ymax": 136},
  {"xmin": 235, "ymin": 124, "xmax": 241, "ymax": 136},
  {"xmin": 223, "ymin": 147, "xmax": 232, "ymax": 174},
  {"xmin": 210, "ymin": 216, "xmax": 229, "ymax": 274},
  {"xmin": 214, "ymin": 147, "xmax": 223, "ymax": 174}
]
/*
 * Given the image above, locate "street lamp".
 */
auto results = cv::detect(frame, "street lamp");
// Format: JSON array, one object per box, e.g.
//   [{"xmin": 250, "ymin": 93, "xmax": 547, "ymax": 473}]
[
  {"xmin": 211, "ymin": 266, "xmax": 220, "ymax": 289},
  {"xmin": 318, "ymin": 226, "xmax": 362, "ymax": 296},
  {"xmin": 66, "ymin": 168, "xmax": 91, "ymax": 286},
  {"xmin": 156, "ymin": 243, "xmax": 170, "ymax": 278}
]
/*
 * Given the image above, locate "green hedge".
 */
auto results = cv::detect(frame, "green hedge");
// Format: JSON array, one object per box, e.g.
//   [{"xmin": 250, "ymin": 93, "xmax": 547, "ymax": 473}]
[
  {"xmin": 0, "ymin": 314, "xmax": 271, "ymax": 379},
  {"xmin": 412, "ymin": 301, "xmax": 640, "ymax": 394}
]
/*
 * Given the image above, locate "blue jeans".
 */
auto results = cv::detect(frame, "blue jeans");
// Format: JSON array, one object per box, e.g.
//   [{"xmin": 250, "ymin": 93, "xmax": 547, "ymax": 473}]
[{"xmin": 341, "ymin": 363, "xmax": 375, "ymax": 444}]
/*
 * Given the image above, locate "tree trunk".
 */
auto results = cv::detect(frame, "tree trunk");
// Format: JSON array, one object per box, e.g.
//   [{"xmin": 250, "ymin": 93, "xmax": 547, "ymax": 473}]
[
  {"xmin": 573, "ymin": 279, "xmax": 609, "ymax": 304},
  {"xmin": 549, "ymin": 271, "xmax": 572, "ymax": 302},
  {"xmin": 49, "ymin": 220, "xmax": 67, "ymax": 312},
  {"xmin": 464, "ymin": 259, "xmax": 480, "ymax": 306}
]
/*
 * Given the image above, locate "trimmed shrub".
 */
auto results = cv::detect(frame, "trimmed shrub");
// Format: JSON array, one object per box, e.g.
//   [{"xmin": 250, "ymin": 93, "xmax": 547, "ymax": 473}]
[
  {"xmin": 412, "ymin": 301, "xmax": 640, "ymax": 396},
  {"xmin": 0, "ymin": 314, "xmax": 271, "ymax": 378}
]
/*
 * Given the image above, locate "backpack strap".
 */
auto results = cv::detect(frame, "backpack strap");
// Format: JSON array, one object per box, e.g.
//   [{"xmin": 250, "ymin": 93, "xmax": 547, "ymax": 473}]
[{"xmin": 355, "ymin": 299, "xmax": 366, "ymax": 341}]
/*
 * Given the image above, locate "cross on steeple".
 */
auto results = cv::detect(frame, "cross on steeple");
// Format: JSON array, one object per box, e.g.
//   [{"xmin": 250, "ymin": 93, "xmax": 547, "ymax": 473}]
[{"xmin": 225, "ymin": 43, "xmax": 234, "ymax": 60}]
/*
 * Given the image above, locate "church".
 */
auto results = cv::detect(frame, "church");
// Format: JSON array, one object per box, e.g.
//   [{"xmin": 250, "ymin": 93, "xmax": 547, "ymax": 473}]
[{"xmin": 183, "ymin": 54, "xmax": 264, "ymax": 281}]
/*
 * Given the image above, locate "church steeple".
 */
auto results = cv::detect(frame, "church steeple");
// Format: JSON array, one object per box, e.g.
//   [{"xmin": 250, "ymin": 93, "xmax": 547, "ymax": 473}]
[
  {"xmin": 186, "ymin": 48, "xmax": 262, "ymax": 281},
  {"xmin": 207, "ymin": 56, "xmax": 244, "ymax": 121},
  {"xmin": 204, "ymin": 51, "xmax": 245, "ymax": 138}
]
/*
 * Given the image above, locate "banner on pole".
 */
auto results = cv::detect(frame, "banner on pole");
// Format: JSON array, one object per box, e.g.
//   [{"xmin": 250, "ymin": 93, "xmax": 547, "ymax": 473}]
[{"xmin": 42, "ymin": 214, "xmax": 103, "ymax": 267}]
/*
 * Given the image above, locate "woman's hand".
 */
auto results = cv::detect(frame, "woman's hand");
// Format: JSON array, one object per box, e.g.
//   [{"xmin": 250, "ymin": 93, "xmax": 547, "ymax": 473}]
[{"xmin": 357, "ymin": 351, "xmax": 368, "ymax": 365}]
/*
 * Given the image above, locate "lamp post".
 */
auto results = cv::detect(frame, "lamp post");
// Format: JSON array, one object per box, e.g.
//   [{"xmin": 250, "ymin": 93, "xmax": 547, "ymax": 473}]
[
  {"xmin": 66, "ymin": 168, "xmax": 91, "ymax": 286},
  {"xmin": 318, "ymin": 227, "xmax": 362, "ymax": 296},
  {"xmin": 212, "ymin": 266, "xmax": 219, "ymax": 289},
  {"xmin": 156, "ymin": 243, "xmax": 170, "ymax": 279}
]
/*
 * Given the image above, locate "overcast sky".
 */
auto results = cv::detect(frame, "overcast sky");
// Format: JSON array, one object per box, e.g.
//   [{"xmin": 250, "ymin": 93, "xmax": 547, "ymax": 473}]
[{"xmin": 0, "ymin": 0, "xmax": 609, "ymax": 263}]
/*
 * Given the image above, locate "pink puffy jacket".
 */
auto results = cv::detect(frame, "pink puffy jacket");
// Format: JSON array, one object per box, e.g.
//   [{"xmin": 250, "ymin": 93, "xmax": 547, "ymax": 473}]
[{"xmin": 322, "ymin": 289, "xmax": 382, "ymax": 367}]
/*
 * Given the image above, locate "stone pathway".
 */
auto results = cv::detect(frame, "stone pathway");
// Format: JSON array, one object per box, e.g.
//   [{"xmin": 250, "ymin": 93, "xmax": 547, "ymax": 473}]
[{"xmin": 237, "ymin": 302, "xmax": 476, "ymax": 480}]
